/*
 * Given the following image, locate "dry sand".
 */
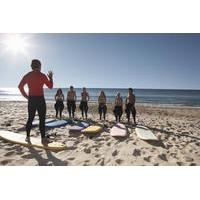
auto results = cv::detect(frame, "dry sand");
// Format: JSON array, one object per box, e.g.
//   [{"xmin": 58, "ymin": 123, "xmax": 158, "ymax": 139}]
[{"xmin": 0, "ymin": 101, "xmax": 200, "ymax": 166}]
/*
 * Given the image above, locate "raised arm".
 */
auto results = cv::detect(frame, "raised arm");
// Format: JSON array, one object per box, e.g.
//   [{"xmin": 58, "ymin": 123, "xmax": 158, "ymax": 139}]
[
  {"xmin": 43, "ymin": 71, "xmax": 53, "ymax": 89},
  {"xmin": 18, "ymin": 75, "xmax": 28, "ymax": 99}
]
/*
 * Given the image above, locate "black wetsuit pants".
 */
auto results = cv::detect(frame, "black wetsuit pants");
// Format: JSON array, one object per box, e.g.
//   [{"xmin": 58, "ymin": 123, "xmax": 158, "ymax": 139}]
[
  {"xmin": 67, "ymin": 100, "xmax": 76, "ymax": 118},
  {"xmin": 79, "ymin": 101, "xmax": 88, "ymax": 118},
  {"xmin": 125, "ymin": 103, "xmax": 136, "ymax": 123},
  {"xmin": 55, "ymin": 101, "xmax": 64, "ymax": 118},
  {"xmin": 26, "ymin": 96, "xmax": 46, "ymax": 138},
  {"xmin": 98, "ymin": 104, "xmax": 107, "ymax": 120}
]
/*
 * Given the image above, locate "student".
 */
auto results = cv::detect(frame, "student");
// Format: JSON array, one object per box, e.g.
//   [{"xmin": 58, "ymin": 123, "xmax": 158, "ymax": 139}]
[
  {"xmin": 18, "ymin": 59, "xmax": 53, "ymax": 144},
  {"xmin": 67, "ymin": 86, "xmax": 76, "ymax": 118},
  {"xmin": 79, "ymin": 87, "xmax": 89, "ymax": 119},
  {"xmin": 113, "ymin": 93, "xmax": 123, "ymax": 122},
  {"xmin": 98, "ymin": 90, "xmax": 107, "ymax": 120},
  {"xmin": 54, "ymin": 89, "xmax": 64, "ymax": 119},
  {"xmin": 125, "ymin": 88, "xmax": 136, "ymax": 124}
]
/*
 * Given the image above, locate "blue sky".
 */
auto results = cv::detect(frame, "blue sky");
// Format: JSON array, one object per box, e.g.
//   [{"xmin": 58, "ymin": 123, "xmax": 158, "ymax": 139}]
[{"xmin": 0, "ymin": 33, "xmax": 199, "ymax": 89}]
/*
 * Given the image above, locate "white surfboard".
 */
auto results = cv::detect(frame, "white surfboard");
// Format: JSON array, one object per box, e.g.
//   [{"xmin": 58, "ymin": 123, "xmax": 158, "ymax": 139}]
[
  {"xmin": 0, "ymin": 130, "xmax": 67, "ymax": 151},
  {"xmin": 135, "ymin": 125, "xmax": 158, "ymax": 141}
]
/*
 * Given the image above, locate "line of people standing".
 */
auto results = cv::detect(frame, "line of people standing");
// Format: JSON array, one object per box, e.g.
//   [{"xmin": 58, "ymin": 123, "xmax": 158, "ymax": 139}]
[
  {"xmin": 18, "ymin": 59, "xmax": 137, "ymax": 144},
  {"xmin": 54, "ymin": 87, "xmax": 136, "ymax": 124}
]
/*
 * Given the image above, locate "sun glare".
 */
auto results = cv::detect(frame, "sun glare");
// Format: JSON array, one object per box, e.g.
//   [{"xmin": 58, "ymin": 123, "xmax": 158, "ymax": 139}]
[{"xmin": 1, "ymin": 34, "xmax": 30, "ymax": 55}]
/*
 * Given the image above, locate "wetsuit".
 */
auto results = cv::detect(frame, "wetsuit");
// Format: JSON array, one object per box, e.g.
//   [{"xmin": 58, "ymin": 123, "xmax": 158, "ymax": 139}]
[
  {"xmin": 67, "ymin": 100, "xmax": 76, "ymax": 118},
  {"xmin": 125, "ymin": 95, "xmax": 136, "ymax": 123},
  {"xmin": 18, "ymin": 71, "xmax": 53, "ymax": 138},
  {"xmin": 98, "ymin": 96, "xmax": 107, "ymax": 120},
  {"xmin": 98, "ymin": 103, "xmax": 107, "ymax": 120},
  {"xmin": 125, "ymin": 103, "xmax": 136, "ymax": 123},
  {"xmin": 113, "ymin": 97, "xmax": 123, "ymax": 122},
  {"xmin": 79, "ymin": 101, "xmax": 88, "ymax": 119},
  {"xmin": 55, "ymin": 95, "xmax": 64, "ymax": 118}
]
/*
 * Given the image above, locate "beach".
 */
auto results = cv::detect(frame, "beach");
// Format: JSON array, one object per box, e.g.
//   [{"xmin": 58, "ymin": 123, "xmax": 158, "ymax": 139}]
[{"xmin": 0, "ymin": 101, "xmax": 200, "ymax": 166}]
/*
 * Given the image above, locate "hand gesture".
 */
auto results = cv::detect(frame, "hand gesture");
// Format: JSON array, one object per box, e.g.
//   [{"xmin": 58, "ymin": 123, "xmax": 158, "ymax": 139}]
[{"xmin": 47, "ymin": 71, "xmax": 53, "ymax": 79}]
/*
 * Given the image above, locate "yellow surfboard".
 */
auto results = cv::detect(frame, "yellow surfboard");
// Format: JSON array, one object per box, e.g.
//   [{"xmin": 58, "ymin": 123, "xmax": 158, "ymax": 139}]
[
  {"xmin": 81, "ymin": 125, "xmax": 103, "ymax": 134},
  {"xmin": 0, "ymin": 130, "xmax": 67, "ymax": 152}
]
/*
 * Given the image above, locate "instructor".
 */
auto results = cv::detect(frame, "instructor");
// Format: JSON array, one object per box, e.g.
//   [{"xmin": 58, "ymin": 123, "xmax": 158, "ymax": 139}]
[{"xmin": 18, "ymin": 59, "xmax": 53, "ymax": 144}]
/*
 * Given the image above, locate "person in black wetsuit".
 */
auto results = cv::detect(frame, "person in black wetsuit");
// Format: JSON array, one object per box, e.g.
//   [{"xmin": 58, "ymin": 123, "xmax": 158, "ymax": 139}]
[
  {"xmin": 125, "ymin": 88, "xmax": 136, "ymax": 124},
  {"xmin": 67, "ymin": 86, "xmax": 76, "ymax": 118},
  {"xmin": 98, "ymin": 90, "xmax": 107, "ymax": 120},
  {"xmin": 113, "ymin": 93, "xmax": 123, "ymax": 122},
  {"xmin": 54, "ymin": 89, "xmax": 64, "ymax": 119},
  {"xmin": 18, "ymin": 59, "xmax": 53, "ymax": 144},
  {"xmin": 79, "ymin": 87, "xmax": 90, "ymax": 119}
]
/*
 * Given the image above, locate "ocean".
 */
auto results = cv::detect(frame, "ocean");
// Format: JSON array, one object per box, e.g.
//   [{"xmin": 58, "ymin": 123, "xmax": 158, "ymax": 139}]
[{"xmin": 0, "ymin": 88, "xmax": 200, "ymax": 107}]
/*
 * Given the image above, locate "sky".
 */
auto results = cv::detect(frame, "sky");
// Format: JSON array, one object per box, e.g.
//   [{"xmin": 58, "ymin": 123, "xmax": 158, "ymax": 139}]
[{"xmin": 0, "ymin": 33, "xmax": 199, "ymax": 89}]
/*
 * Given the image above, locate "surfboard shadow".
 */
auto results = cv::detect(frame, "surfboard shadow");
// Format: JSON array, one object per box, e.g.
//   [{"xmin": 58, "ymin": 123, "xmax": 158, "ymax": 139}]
[
  {"xmin": 144, "ymin": 140, "xmax": 166, "ymax": 148},
  {"xmin": 147, "ymin": 126, "xmax": 200, "ymax": 142}
]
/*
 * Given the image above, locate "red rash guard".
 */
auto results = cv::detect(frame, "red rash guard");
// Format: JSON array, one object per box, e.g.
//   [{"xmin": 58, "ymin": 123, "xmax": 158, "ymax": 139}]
[{"xmin": 18, "ymin": 71, "xmax": 53, "ymax": 98}]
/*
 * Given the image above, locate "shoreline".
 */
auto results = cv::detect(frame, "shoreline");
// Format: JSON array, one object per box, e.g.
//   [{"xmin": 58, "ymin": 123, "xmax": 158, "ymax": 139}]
[{"xmin": 1, "ymin": 100, "xmax": 200, "ymax": 109}]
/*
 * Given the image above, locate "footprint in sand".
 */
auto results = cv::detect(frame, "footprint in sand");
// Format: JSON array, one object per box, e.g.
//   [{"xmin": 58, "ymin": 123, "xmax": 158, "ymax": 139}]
[
  {"xmin": 176, "ymin": 162, "xmax": 184, "ymax": 166},
  {"xmin": 83, "ymin": 148, "xmax": 91, "ymax": 154},
  {"xmin": 184, "ymin": 156, "xmax": 194, "ymax": 163},
  {"xmin": 158, "ymin": 154, "xmax": 168, "ymax": 161},
  {"xmin": 143, "ymin": 156, "xmax": 152, "ymax": 162},
  {"xmin": 96, "ymin": 158, "xmax": 104, "ymax": 166},
  {"xmin": 67, "ymin": 157, "xmax": 75, "ymax": 161},
  {"xmin": 132, "ymin": 149, "xmax": 141, "ymax": 157},
  {"xmin": 94, "ymin": 154, "xmax": 101, "ymax": 158},
  {"xmin": 115, "ymin": 159, "xmax": 123, "ymax": 165},
  {"xmin": 190, "ymin": 163, "xmax": 196, "ymax": 166},
  {"xmin": 82, "ymin": 160, "xmax": 91, "ymax": 166},
  {"xmin": 4, "ymin": 151, "xmax": 16, "ymax": 157},
  {"xmin": 106, "ymin": 142, "xmax": 111, "ymax": 147},
  {"xmin": 112, "ymin": 150, "xmax": 118, "ymax": 157},
  {"xmin": 154, "ymin": 163, "xmax": 159, "ymax": 166},
  {"xmin": 0, "ymin": 159, "xmax": 13, "ymax": 165}
]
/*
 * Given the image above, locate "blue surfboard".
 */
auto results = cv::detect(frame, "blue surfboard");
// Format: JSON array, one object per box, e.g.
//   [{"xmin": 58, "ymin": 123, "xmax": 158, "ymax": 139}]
[
  {"xmin": 32, "ymin": 118, "xmax": 56, "ymax": 127},
  {"xmin": 46, "ymin": 119, "xmax": 72, "ymax": 128}
]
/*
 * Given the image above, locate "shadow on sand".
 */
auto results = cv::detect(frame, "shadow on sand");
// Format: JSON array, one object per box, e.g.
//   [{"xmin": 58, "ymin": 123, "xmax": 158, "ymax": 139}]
[
  {"xmin": 147, "ymin": 126, "xmax": 200, "ymax": 142},
  {"xmin": 23, "ymin": 146, "xmax": 68, "ymax": 166}
]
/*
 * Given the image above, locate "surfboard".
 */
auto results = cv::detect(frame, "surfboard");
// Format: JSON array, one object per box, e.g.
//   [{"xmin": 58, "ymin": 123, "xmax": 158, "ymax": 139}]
[
  {"xmin": 135, "ymin": 125, "xmax": 158, "ymax": 140},
  {"xmin": 0, "ymin": 130, "xmax": 67, "ymax": 151},
  {"xmin": 45, "ymin": 119, "xmax": 71, "ymax": 128},
  {"xmin": 69, "ymin": 121, "xmax": 89, "ymax": 132},
  {"xmin": 32, "ymin": 118, "xmax": 55, "ymax": 127},
  {"xmin": 81, "ymin": 125, "xmax": 103, "ymax": 134},
  {"xmin": 110, "ymin": 123, "xmax": 127, "ymax": 137}
]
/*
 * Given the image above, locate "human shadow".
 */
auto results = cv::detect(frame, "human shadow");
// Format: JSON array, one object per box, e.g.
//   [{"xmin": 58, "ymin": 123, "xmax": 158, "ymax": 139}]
[
  {"xmin": 45, "ymin": 150, "xmax": 68, "ymax": 166},
  {"xmin": 23, "ymin": 146, "xmax": 68, "ymax": 166}
]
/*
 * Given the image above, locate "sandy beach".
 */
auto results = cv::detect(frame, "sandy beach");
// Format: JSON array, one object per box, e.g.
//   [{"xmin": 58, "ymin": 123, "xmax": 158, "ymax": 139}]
[{"xmin": 0, "ymin": 101, "xmax": 200, "ymax": 166}]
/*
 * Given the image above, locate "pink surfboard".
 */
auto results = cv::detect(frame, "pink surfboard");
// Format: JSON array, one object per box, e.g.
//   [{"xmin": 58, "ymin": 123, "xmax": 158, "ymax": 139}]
[{"xmin": 110, "ymin": 123, "xmax": 127, "ymax": 137}]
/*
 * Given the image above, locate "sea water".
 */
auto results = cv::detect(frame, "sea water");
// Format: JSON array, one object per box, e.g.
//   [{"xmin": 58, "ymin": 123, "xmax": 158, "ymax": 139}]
[{"xmin": 0, "ymin": 88, "xmax": 200, "ymax": 107}]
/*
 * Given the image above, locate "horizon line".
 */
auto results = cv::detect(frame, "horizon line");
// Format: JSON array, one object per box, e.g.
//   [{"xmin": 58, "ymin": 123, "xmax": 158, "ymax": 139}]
[{"xmin": 0, "ymin": 87, "xmax": 200, "ymax": 91}]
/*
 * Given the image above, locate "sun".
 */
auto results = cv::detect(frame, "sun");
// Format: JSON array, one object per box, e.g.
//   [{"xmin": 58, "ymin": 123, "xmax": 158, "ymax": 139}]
[{"xmin": 1, "ymin": 34, "xmax": 30, "ymax": 55}]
